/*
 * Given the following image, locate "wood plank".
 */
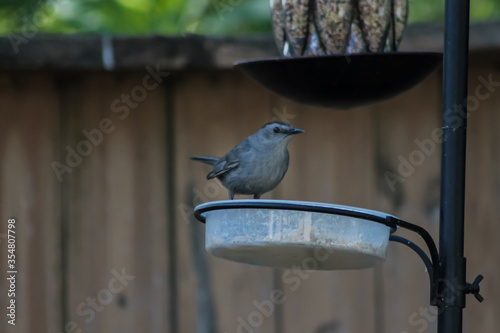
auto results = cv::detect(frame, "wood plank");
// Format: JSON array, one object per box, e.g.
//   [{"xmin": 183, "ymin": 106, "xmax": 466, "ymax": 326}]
[
  {"xmin": 462, "ymin": 62, "xmax": 500, "ymax": 333},
  {"xmin": 0, "ymin": 72, "xmax": 61, "ymax": 333},
  {"xmin": 59, "ymin": 71, "xmax": 170, "ymax": 333}
]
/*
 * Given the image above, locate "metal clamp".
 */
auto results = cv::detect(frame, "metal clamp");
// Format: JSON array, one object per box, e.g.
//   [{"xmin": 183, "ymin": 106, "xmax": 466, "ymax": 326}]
[{"xmin": 465, "ymin": 274, "xmax": 484, "ymax": 303}]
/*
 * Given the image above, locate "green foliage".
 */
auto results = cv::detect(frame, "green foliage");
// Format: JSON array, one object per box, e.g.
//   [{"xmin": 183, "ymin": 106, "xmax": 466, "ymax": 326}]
[
  {"xmin": 0, "ymin": 0, "xmax": 499, "ymax": 35},
  {"xmin": 409, "ymin": 0, "xmax": 500, "ymax": 23},
  {"xmin": 0, "ymin": 0, "xmax": 272, "ymax": 35}
]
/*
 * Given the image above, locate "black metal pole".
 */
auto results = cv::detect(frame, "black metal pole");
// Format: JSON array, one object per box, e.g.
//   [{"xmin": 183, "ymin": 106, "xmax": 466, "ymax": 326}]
[{"xmin": 439, "ymin": 0, "xmax": 470, "ymax": 331}]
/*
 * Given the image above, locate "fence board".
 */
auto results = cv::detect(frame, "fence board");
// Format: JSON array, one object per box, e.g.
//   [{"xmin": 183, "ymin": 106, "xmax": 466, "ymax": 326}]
[
  {"xmin": 372, "ymin": 72, "xmax": 442, "ymax": 333},
  {"xmin": 57, "ymin": 72, "xmax": 170, "ymax": 333},
  {"xmin": 463, "ymin": 63, "xmax": 500, "ymax": 333},
  {"xmin": 0, "ymin": 73, "xmax": 61, "ymax": 333}
]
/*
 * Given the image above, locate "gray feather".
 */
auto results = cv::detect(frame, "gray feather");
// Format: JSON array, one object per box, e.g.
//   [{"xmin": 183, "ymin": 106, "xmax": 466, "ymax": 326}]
[{"xmin": 191, "ymin": 156, "xmax": 219, "ymax": 166}]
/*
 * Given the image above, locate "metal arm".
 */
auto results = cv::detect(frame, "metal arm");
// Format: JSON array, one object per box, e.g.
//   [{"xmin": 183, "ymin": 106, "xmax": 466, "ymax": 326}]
[
  {"xmin": 389, "ymin": 234, "xmax": 437, "ymax": 304},
  {"xmin": 387, "ymin": 217, "xmax": 483, "ymax": 307},
  {"xmin": 387, "ymin": 217, "xmax": 441, "ymax": 306}
]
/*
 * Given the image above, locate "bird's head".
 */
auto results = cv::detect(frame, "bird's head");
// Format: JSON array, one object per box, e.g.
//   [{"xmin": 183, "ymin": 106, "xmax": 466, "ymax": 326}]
[{"xmin": 255, "ymin": 122, "xmax": 304, "ymax": 146}]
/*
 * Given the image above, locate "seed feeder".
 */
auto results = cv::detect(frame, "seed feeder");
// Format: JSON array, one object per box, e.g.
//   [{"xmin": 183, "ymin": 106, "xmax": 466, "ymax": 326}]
[
  {"xmin": 194, "ymin": 0, "xmax": 485, "ymax": 332},
  {"xmin": 235, "ymin": 0, "xmax": 442, "ymax": 109}
]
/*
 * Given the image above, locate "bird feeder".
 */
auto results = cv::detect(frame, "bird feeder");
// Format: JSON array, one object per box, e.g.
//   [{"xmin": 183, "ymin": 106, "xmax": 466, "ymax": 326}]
[
  {"xmin": 235, "ymin": 0, "xmax": 442, "ymax": 109},
  {"xmin": 194, "ymin": 0, "xmax": 484, "ymax": 332},
  {"xmin": 196, "ymin": 200, "xmax": 393, "ymax": 270}
]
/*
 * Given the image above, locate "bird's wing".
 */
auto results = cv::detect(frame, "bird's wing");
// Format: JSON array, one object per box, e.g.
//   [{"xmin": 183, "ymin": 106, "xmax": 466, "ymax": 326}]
[
  {"xmin": 207, "ymin": 158, "xmax": 239, "ymax": 179},
  {"xmin": 206, "ymin": 138, "xmax": 252, "ymax": 179}
]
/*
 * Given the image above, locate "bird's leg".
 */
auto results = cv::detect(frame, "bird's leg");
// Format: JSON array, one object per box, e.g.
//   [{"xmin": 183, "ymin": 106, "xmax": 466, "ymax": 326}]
[
  {"xmin": 229, "ymin": 191, "xmax": 234, "ymax": 200},
  {"xmin": 253, "ymin": 194, "xmax": 261, "ymax": 199}
]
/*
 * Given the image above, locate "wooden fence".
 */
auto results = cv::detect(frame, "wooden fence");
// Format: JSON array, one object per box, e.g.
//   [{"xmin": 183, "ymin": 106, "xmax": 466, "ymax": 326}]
[{"xmin": 0, "ymin": 24, "xmax": 499, "ymax": 333}]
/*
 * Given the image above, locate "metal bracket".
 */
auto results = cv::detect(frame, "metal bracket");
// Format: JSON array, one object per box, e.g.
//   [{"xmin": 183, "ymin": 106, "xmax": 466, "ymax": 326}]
[{"xmin": 387, "ymin": 217, "xmax": 484, "ymax": 307}]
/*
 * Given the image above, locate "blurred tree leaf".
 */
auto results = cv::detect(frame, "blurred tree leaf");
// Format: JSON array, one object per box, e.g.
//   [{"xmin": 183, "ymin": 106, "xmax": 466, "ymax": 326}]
[
  {"xmin": 408, "ymin": 0, "xmax": 500, "ymax": 23},
  {"xmin": 0, "ymin": 0, "xmax": 499, "ymax": 35}
]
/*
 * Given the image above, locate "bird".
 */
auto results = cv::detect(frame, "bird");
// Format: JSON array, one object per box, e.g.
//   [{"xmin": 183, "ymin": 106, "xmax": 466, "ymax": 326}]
[{"xmin": 191, "ymin": 122, "xmax": 304, "ymax": 200}]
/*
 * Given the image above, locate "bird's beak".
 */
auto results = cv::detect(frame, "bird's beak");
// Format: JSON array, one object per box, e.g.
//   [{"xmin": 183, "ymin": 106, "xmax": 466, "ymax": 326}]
[{"xmin": 287, "ymin": 128, "xmax": 305, "ymax": 135}]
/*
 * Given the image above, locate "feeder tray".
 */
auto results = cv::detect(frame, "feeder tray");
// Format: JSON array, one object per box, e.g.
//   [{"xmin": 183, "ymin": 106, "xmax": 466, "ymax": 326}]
[
  {"xmin": 235, "ymin": 52, "xmax": 443, "ymax": 109},
  {"xmin": 195, "ymin": 200, "xmax": 398, "ymax": 270}
]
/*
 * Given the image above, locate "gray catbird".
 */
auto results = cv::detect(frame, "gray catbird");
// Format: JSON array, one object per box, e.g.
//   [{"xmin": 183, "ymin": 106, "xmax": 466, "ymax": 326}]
[{"xmin": 192, "ymin": 122, "xmax": 304, "ymax": 200}]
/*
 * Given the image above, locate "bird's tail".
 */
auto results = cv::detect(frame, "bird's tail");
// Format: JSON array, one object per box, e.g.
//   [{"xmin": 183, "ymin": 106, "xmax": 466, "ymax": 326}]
[{"xmin": 191, "ymin": 156, "xmax": 219, "ymax": 166}]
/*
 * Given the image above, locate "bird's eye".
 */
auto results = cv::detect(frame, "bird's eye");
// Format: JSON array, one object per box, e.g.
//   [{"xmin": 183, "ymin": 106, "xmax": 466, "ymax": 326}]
[{"xmin": 273, "ymin": 127, "xmax": 280, "ymax": 133}]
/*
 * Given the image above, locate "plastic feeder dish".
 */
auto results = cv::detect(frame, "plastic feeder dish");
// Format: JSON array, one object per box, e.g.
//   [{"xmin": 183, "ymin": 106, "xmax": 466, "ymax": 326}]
[{"xmin": 194, "ymin": 200, "xmax": 396, "ymax": 270}]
